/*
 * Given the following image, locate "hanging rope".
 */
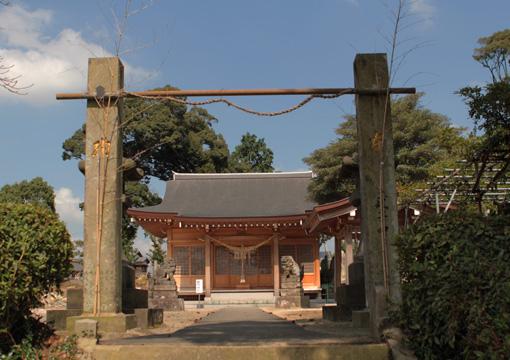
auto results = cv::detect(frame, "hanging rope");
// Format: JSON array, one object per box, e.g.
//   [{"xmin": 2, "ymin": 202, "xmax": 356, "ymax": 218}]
[
  {"xmin": 200, "ymin": 234, "xmax": 279, "ymax": 260},
  {"xmin": 126, "ymin": 91, "xmax": 349, "ymax": 117}
]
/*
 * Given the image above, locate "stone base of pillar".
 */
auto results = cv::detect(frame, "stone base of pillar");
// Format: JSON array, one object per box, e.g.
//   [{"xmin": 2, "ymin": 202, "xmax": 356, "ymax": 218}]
[
  {"xmin": 149, "ymin": 285, "xmax": 184, "ymax": 311},
  {"xmin": 134, "ymin": 308, "xmax": 164, "ymax": 329},
  {"xmin": 46, "ymin": 309, "xmax": 83, "ymax": 330},
  {"xmin": 67, "ymin": 313, "xmax": 137, "ymax": 334}
]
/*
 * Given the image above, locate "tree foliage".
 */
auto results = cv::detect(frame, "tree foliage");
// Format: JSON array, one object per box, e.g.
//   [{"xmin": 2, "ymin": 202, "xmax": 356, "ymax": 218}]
[
  {"xmin": 394, "ymin": 212, "xmax": 510, "ymax": 359},
  {"xmin": 0, "ymin": 177, "xmax": 56, "ymax": 212},
  {"xmin": 229, "ymin": 132, "xmax": 274, "ymax": 172},
  {"xmin": 458, "ymin": 29, "xmax": 510, "ymax": 211},
  {"xmin": 62, "ymin": 88, "xmax": 232, "ymax": 259},
  {"xmin": 0, "ymin": 203, "xmax": 73, "ymax": 352},
  {"xmin": 148, "ymin": 235, "xmax": 165, "ymax": 265},
  {"xmin": 473, "ymin": 28, "xmax": 510, "ymax": 82},
  {"xmin": 62, "ymin": 89, "xmax": 230, "ymax": 178},
  {"xmin": 304, "ymin": 94, "xmax": 465, "ymax": 204},
  {"xmin": 122, "ymin": 182, "xmax": 161, "ymax": 262}
]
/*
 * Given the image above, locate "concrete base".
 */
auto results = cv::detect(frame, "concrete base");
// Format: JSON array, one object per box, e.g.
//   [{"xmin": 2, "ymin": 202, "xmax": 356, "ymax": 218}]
[
  {"xmin": 46, "ymin": 309, "xmax": 82, "ymax": 330},
  {"xmin": 352, "ymin": 310, "xmax": 371, "ymax": 329},
  {"xmin": 134, "ymin": 308, "xmax": 164, "ymax": 329},
  {"xmin": 321, "ymin": 304, "xmax": 356, "ymax": 322},
  {"xmin": 75, "ymin": 319, "xmax": 98, "ymax": 338},
  {"xmin": 90, "ymin": 344, "xmax": 389, "ymax": 360},
  {"xmin": 67, "ymin": 313, "xmax": 137, "ymax": 334},
  {"xmin": 65, "ymin": 287, "xmax": 149, "ymax": 313}
]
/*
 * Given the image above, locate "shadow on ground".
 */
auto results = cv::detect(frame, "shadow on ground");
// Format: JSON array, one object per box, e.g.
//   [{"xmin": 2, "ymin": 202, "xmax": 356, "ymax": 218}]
[{"xmin": 102, "ymin": 308, "xmax": 375, "ymax": 346}]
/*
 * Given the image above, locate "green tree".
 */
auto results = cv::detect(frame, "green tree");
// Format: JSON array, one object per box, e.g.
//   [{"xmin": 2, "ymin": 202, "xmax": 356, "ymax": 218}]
[
  {"xmin": 62, "ymin": 87, "xmax": 230, "ymax": 260},
  {"xmin": 473, "ymin": 28, "xmax": 510, "ymax": 82},
  {"xmin": 304, "ymin": 94, "xmax": 465, "ymax": 204},
  {"xmin": 458, "ymin": 29, "xmax": 510, "ymax": 211},
  {"xmin": 0, "ymin": 177, "xmax": 56, "ymax": 212},
  {"xmin": 229, "ymin": 132, "xmax": 274, "ymax": 172},
  {"xmin": 148, "ymin": 235, "xmax": 165, "ymax": 265},
  {"xmin": 0, "ymin": 203, "xmax": 73, "ymax": 352},
  {"xmin": 122, "ymin": 182, "xmax": 161, "ymax": 262},
  {"xmin": 62, "ymin": 89, "xmax": 230, "ymax": 177}
]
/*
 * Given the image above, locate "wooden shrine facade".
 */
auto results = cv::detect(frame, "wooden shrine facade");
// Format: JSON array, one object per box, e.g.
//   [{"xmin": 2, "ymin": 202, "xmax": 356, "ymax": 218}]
[{"xmin": 128, "ymin": 172, "xmax": 321, "ymax": 296}]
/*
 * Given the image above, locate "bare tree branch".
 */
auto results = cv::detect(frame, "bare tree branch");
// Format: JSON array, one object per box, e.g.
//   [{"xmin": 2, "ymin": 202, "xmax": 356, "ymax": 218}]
[{"xmin": 0, "ymin": 56, "xmax": 32, "ymax": 95}]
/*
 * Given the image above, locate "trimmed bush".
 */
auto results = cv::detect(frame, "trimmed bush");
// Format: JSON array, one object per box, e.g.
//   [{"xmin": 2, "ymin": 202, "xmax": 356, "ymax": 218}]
[
  {"xmin": 394, "ymin": 212, "xmax": 510, "ymax": 359},
  {"xmin": 0, "ymin": 203, "xmax": 73, "ymax": 353}
]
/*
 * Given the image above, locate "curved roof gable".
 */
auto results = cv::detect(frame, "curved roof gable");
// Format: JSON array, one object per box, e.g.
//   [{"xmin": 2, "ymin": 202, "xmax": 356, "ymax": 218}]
[{"xmin": 131, "ymin": 171, "xmax": 317, "ymax": 218}]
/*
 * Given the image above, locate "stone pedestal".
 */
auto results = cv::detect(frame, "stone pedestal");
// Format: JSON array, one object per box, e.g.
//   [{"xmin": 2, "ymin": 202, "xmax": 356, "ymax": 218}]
[
  {"xmin": 323, "ymin": 257, "xmax": 366, "ymax": 322},
  {"xmin": 67, "ymin": 313, "xmax": 137, "ymax": 334},
  {"xmin": 134, "ymin": 308, "xmax": 164, "ymax": 329},
  {"xmin": 149, "ymin": 285, "xmax": 184, "ymax": 311},
  {"xmin": 149, "ymin": 258, "xmax": 184, "ymax": 311},
  {"xmin": 275, "ymin": 256, "xmax": 309, "ymax": 308},
  {"xmin": 48, "ymin": 263, "xmax": 155, "ymax": 331}
]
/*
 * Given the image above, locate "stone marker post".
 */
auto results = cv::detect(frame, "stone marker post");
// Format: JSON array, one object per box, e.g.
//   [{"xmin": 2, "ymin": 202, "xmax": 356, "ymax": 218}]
[
  {"xmin": 354, "ymin": 53, "xmax": 401, "ymax": 337},
  {"xmin": 68, "ymin": 58, "xmax": 136, "ymax": 333},
  {"xmin": 83, "ymin": 57, "xmax": 124, "ymax": 315}
]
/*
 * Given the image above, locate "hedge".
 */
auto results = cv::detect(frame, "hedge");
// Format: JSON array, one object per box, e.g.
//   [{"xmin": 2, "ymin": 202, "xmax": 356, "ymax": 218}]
[
  {"xmin": 394, "ymin": 212, "xmax": 510, "ymax": 359},
  {"xmin": 0, "ymin": 203, "xmax": 73, "ymax": 353}
]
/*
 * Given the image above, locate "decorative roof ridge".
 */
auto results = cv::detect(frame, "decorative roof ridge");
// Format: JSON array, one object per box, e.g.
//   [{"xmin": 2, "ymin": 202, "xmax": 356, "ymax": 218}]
[{"xmin": 171, "ymin": 171, "xmax": 314, "ymax": 180}]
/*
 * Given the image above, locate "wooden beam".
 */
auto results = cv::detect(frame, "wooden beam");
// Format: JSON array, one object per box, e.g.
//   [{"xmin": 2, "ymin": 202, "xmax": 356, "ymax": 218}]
[
  {"xmin": 204, "ymin": 235, "xmax": 211, "ymax": 297},
  {"xmin": 56, "ymin": 87, "xmax": 415, "ymax": 100},
  {"xmin": 273, "ymin": 234, "xmax": 280, "ymax": 296}
]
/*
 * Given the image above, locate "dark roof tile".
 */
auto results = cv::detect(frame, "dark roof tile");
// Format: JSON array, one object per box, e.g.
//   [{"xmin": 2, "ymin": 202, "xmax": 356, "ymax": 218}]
[{"xmin": 130, "ymin": 172, "xmax": 316, "ymax": 218}]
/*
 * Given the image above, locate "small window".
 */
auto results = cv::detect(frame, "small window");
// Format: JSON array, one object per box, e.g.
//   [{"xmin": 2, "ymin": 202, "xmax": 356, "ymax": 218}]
[{"xmin": 174, "ymin": 246, "xmax": 205, "ymax": 275}]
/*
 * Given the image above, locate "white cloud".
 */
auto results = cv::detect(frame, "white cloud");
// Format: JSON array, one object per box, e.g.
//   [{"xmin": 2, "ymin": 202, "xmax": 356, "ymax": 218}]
[
  {"xmin": 55, "ymin": 187, "xmax": 83, "ymax": 240},
  {"xmin": 0, "ymin": 4, "xmax": 154, "ymax": 104},
  {"xmin": 409, "ymin": 0, "xmax": 435, "ymax": 28}
]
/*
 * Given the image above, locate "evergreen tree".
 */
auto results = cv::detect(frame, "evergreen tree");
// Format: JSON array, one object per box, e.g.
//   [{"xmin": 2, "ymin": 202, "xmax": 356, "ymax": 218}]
[
  {"xmin": 304, "ymin": 94, "xmax": 466, "ymax": 204},
  {"xmin": 229, "ymin": 132, "xmax": 274, "ymax": 172}
]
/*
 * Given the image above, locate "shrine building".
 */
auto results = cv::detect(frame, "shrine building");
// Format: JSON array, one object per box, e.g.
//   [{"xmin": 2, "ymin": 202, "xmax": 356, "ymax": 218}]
[{"xmin": 128, "ymin": 171, "xmax": 321, "ymax": 298}]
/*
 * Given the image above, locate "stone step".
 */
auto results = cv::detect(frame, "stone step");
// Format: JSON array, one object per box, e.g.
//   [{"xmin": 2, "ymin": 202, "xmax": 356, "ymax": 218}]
[
  {"xmin": 91, "ymin": 343, "xmax": 389, "ymax": 360},
  {"xmin": 210, "ymin": 291, "xmax": 275, "ymax": 301}
]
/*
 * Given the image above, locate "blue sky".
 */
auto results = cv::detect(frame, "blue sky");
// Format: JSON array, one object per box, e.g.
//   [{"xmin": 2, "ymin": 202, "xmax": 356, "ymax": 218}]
[{"xmin": 0, "ymin": 0, "xmax": 509, "ymax": 253}]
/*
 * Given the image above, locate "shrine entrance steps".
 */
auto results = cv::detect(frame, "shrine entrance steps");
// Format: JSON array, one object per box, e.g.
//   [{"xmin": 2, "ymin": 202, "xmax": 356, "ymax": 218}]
[
  {"xmin": 94, "ymin": 307, "xmax": 389, "ymax": 360},
  {"xmin": 184, "ymin": 290, "xmax": 275, "ymax": 308}
]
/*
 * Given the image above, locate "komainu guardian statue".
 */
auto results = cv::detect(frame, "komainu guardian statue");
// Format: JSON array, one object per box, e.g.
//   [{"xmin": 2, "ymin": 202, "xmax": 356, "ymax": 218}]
[
  {"xmin": 276, "ymin": 256, "xmax": 309, "ymax": 308},
  {"xmin": 149, "ymin": 258, "xmax": 184, "ymax": 311}
]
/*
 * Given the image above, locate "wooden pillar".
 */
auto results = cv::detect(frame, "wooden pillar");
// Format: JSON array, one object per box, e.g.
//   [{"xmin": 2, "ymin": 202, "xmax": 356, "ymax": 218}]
[
  {"xmin": 82, "ymin": 57, "xmax": 124, "ymax": 316},
  {"xmin": 167, "ymin": 229, "xmax": 174, "ymax": 258},
  {"xmin": 205, "ymin": 235, "xmax": 211, "ymax": 297},
  {"xmin": 273, "ymin": 234, "xmax": 280, "ymax": 296},
  {"xmin": 344, "ymin": 228, "xmax": 353, "ymax": 285},
  {"xmin": 354, "ymin": 53, "xmax": 400, "ymax": 337}
]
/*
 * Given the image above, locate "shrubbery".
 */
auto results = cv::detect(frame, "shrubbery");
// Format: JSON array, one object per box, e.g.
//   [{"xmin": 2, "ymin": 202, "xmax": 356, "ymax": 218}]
[
  {"xmin": 0, "ymin": 203, "xmax": 73, "ymax": 353},
  {"xmin": 394, "ymin": 212, "xmax": 510, "ymax": 359}
]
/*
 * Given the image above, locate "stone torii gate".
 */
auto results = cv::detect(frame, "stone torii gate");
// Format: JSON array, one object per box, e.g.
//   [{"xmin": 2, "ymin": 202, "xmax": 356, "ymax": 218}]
[{"xmin": 56, "ymin": 54, "xmax": 414, "ymax": 338}]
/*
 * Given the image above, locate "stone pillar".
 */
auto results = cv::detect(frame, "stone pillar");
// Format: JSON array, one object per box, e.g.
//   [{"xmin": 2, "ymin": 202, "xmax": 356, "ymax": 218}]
[
  {"xmin": 83, "ymin": 57, "xmax": 124, "ymax": 315},
  {"xmin": 334, "ymin": 232, "xmax": 343, "ymax": 291},
  {"xmin": 205, "ymin": 235, "xmax": 211, "ymax": 297},
  {"xmin": 354, "ymin": 53, "xmax": 400, "ymax": 337},
  {"xmin": 344, "ymin": 228, "xmax": 354, "ymax": 285},
  {"xmin": 273, "ymin": 234, "xmax": 280, "ymax": 296}
]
